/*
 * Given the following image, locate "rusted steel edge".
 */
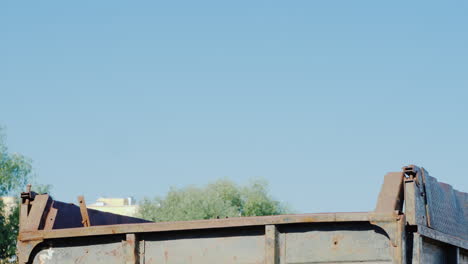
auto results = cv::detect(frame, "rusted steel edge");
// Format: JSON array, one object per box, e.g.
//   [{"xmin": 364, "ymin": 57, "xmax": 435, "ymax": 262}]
[
  {"xmin": 374, "ymin": 172, "xmax": 404, "ymax": 213},
  {"xmin": 418, "ymin": 225, "xmax": 468, "ymax": 250},
  {"xmin": 18, "ymin": 211, "xmax": 398, "ymax": 241},
  {"xmin": 77, "ymin": 195, "xmax": 91, "ymax": 227}
]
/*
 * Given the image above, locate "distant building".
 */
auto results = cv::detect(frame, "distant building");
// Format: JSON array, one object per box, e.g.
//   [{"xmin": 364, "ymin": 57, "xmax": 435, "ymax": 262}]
[
  {"xmin": 88, "ymin": 197, "xmax": 139, "ymax": 217},
  {"xmin": 0, "ymin": 196, "xmax": 17, "ymax": 218}
]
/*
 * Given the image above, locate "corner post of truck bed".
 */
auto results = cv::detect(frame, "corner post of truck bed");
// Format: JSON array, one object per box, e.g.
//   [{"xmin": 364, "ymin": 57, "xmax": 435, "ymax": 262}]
[
  {"xmin": 17, "ymin": 184, "xmax": 47, "ymax": 264},
  {"xmin": 402, "ymin": 165, "xmax": 428, "ymax": 226}
]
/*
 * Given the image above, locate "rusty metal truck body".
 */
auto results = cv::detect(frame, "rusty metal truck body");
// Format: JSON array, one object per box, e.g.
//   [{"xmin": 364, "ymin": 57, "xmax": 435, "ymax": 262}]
[{"xmin": 16, "ymin": 166, "xmax": 467, "ymax": 263}]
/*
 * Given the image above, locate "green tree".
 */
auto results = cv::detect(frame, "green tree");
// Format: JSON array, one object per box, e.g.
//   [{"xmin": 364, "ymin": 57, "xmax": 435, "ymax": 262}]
[
  {"xmin": 138, "ymin": 179, "xmax": 290, "ymax": 222},
  {"xmin": 0, "ymin": 128, "xmax": 32, "ymax": 261},
  {"xmin": 0, "ymin": 133, "xmax": 31, "ymax": 196},
  {"xmin": 0, "ymin": 202, "xmax": 20, "ymax": 261}
]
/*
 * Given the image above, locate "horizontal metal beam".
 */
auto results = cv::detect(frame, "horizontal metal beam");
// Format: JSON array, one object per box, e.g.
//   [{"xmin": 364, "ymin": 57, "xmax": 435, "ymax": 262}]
[
  {"xmin": 418, "ymin": 225, "xmax": 468, "ymax": 250},
  {"xmin": 19, "ymin": 212, "xmax": 399, "ymax": 241}
]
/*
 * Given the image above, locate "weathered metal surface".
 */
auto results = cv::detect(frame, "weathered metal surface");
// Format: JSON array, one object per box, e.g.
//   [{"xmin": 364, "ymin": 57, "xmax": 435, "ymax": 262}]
[
  {"xmin": 424, "ymin": 175, "xmax": 468, "ymax": 241},
  {"xmin": 402, "ymin": 165, "xmax": 468, "ymax": 263},
  {"xmin": 403, "ymin": 166, "xmax": 428, "ymax": 227},
  {"xmin": 418, "ymin": 225, "xmax": 468, "ymax": 250},
  {"xmin": 123, "ymin": 233, "xmax": 138, "ymax": 264},
  {"xmin": 22, "ymin": 195, "xmax": 51, "ymax": 231},
  {"xmin": 17, "ymin": 191, "xmax": 150, "ymax": 263},
  {"xmin": 77, "ymin": 196, "xmax": 91, "ymax": 227},
  {"xmin": 18, "ymin": 212, "xmax": 399, "ymax": 242},
  {"xmin": 278, "ymin": 222, "xmax": 393, "ymax": 263},
  {"xmin": 43, "ymin": 206, "xmax": 57, "ymax": 231},
  {"xmin": 28, "ymin": 222, "xmax": 398, "ymax": 264},
  {"xmin": 371, "ymin": 214, "xmax": 406, "ymax": 263},
  {"xmin": 16, "ymin": 240, "xmax": 42, "ymax": 264},
  {"xmin": 375, "ymin": 172, "xmax": 405, "ymax": 213},
  {"xmin": 417, "ymin": 236, "xmax": 461, "ymax": 264},
  {"xmin": 16, "ymin": 166, "xmax": 467, "ymax": 264},
  {"xmin": 411, "ymin": 233, "xmax": 423, "ymax": 264},
  {"xmin": 421, "ymin": 237, "xmax": 448, "ymax": 263},
  {"xmin": 461, "ymin": 249, "xmax": 468, "ymax": 264},
  {"xmin": 19, "ymin": 191, "xmax": 150, "ymax": 232},
  {"xmin": 143, "ymin": 227, "xmax": 265, "ymax": 264},
  {"xmin": 265, "ymin": 225, "xmax": 278, "ymax": 264},
  {"xmin": 32, "ymin": 239, "xmax": 125, "ymax": 264}
]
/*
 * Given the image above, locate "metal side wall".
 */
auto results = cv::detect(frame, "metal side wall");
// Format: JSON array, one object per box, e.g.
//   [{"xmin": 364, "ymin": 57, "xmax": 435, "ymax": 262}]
[
  {"xmin": 31, "ymin": 221, "xmax": 395, "ymax": 264},
  {"xmin": 18, "ymin": 165, "xmax": 466, "ymax": 264},
  {"xmin": 403, "ymin": 166, "xmax": 468, "ymax": 264}
]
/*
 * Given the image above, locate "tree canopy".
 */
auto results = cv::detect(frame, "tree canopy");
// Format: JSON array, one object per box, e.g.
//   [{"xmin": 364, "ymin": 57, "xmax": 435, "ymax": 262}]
[
  {"xmin": 0, "ymin": 128, "xmax": 33, "ymax": 260},
  {"xmin": 0, "ymin": 132, "xmax": 31, "ymax": 197},
  {"xmin": 138, "ymin": 179, "xmax": 290, "ymax": 222}
]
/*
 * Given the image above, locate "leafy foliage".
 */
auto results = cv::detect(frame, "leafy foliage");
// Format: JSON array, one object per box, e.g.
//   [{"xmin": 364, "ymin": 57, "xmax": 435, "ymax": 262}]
[
  {"xmin": 0, "ymin": 133, "xmax": 31, "ymax": 197},
  {"xmin": 0, "ymin": 201, "xmax": 19, "ymax": 260},
  {"xmin": 0, "ymin": 128, "xmax": 33, "ymax": 261},
  {"xmin": 138, "ymin": 179, "xmax": 290, "ymax": 222},
  {"xmin": 32, "ymin": 184, "xmax": 52, "ymax": 195}
]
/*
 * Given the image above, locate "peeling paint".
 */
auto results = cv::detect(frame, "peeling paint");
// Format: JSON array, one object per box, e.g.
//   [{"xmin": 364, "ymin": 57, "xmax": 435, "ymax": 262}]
[{"xmin": 38, "ymin": 248, "xmax": 54, "ymax": 264}]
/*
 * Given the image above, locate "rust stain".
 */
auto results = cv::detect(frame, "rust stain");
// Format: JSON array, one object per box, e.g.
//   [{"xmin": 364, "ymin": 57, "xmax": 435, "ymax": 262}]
[
  {"xmin": 300, "ymin": 216, "xmax": 318, "ymax": 222},
  {"xmin": 74, "ymin": 248, "xmax": 90, "ymax": 263},
  {"xmin": 74, "ymin": 254, "xmax": 85, "ymax": 263},
  {"xmin": 104, "ymin": 248, "xmax": 119, "ymax": 256},
  {"xmin": 331, "ymin": 234, "xmax": 344, "ymax": 250}
]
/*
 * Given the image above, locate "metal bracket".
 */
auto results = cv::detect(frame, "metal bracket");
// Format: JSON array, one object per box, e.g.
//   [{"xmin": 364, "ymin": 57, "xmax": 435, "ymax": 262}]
[
  {"xmin": 16, "ymin": 240, "xmax": 43, "ymax": 264},
  {"xmin": 371, "ymin": 214, "xmax": 406, "ymax": 264},
  {"xmin": 78, "ymin": 195, "xmax": 91, "ymax": 227}
]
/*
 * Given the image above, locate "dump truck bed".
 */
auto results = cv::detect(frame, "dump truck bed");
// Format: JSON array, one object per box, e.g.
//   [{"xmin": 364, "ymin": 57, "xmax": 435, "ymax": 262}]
[{"xmin": 16, "ymin": 165, "xmax": 468, "ymax": 264}]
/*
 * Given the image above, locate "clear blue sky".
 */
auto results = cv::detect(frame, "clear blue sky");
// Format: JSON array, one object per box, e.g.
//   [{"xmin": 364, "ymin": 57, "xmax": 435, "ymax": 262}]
[{"xmin": 1, "ymin": 1, "xmax": 467, "ymax": 213}]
